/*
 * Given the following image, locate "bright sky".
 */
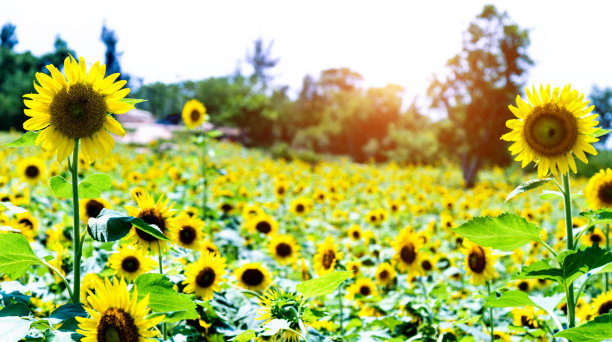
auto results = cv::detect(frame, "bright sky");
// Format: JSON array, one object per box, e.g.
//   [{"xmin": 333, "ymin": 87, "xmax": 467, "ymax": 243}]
[{"xmin": 2, "ymin": 0, "xmax": 612, "ymax": 107}]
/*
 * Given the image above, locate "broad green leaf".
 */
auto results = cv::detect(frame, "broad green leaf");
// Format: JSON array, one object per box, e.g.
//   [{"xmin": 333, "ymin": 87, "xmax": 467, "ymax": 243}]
[
  {"xmin": 206, "ymin": 130, "xmax": 223, "ymax": 138},
  {"xmin": 581, "ymin": 209, "xmax": 612, "ymax": 226},
  {"xmin": 296, "ymin": 271, "xmax": 351, "ymax": 299},
  {"xmin": 78, "ymin": 173, "xmax": 111, "ymax": 199},
  {"xmin": 47, "ymin": 304, "xmax": 87, "ymax": 325},
  {"xmin": 302, "ymin": 307, "xmax": 328, "ymax": 323},
  {"xmin": 513, "ymin": 259, "xmax": 563, "ymax": 283},
  {"xmin": 505, "ymin": 178, "xmax": 554, "ymax": 202},
  {"xmin": 539, "ymin": 190, "xmax": 563, "ymax": 201},
  {"xmin": 4, "ymin": 131, "xmax": 41, "ymax": 147},
  {"xmin": 555, "ymin": 313, "xmax": 612, "ymax": 341},
  {"xmin": 131, "ymin": 218, "xmax": 171, "ymax": 241},
  {"xmin": 49, "ymin": 176, "xmax": 72, "ymax": 199},
  {"xmin": 233, "ymin": 330, "xmax": 256, "ymax": 342},
  {"xmin": 261, "ymin": 319, "xmax": 291, "ymax": 336},
  {"xmin": 0, "ymin": 303, "xmax": 31, "ymax": 317},
  {"xmin": 119, "ymin": 98, "xmax": 147, "ymax": 105},
  {"xmin": 0, "ymin": 234, "xmax": 43, "ymax": 278},
  {"xmin": 0, "ymin": 317, "xmax": 33, "ymax": 341},
  {"xmin": 134, "ymin": 274, "xmax": 197, "ymax": 323},
  {"xmin": 562, "ymin": 245, "xmax": 612, "ymax": 284},
  {"xmin": 485, "ymin": 290, "xmax": 534, "ymax": 308},
  {"xmin": 589, "ymin": 128, "xmax": 612, "ymax": 138},
  {"xmin": 87, "ymin": 209, "xmax": 170, "ymax": 242},
  {"xmin": 453, "ymin": 213, "xmax": 543, "ymax": 251}
]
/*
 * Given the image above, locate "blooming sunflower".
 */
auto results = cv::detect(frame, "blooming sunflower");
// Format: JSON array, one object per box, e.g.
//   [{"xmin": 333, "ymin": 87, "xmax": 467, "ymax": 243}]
[
  {"xmin": 258, "ymin": 287, "xmax": 307, "ymax": 342},
  {"xmin": 591, "ymin": 290, "xmax": 612, "ymax": 316},
  {"xmin": 375, "ymin": 262, "xmax": 396, "ymax": 287},
  {"xmin": 391, "ymin": 228, "xmax": 423, "ymax": 275},
  {"xmin": 511, "ymin": 307, "xmax": 539, "ymax": 329},
  {"xmin": 171, "ymin": 214, "xmax": 204, "ymax": 250},
  {"xmin": 182, "ymin": 99, "xmax": 207, "ymax": 129},
  {"xmin": 313, "ymin": 236, "xmax": 343, "ymax": 276},
  {"xmin": 247, "ymin": 214, "xmax": 278, "ymax": 236},
  {"xmin": 80, "ymin": 273, "xmax": 102, "ymax": 307},
  {"xmin": 107, "ymin": 245, "xmax": 157, "ymax": 282},
  {"xmin": 502, "ymin": 84, "xmax": 600, "ymax": 177},
  {"xmin": 80, "ymin": 198, "xmax": 111, "ymax": 222},
  {"xmin": 125, "ymin": 192, "xmax": 177, "ymax": 253},
  {"xmin": 268, "ymin": 234, "xmax": 300, "ymax": 265},
  {"xmin": 346, "ymin": 278, "xmax": 378, "ymax": 300},
  {"xmin": 235, "ymin": 262, "xmax": 272, "ymax": 292},
  {"xmin": 347, "ymin": 224, "xmax": 362, "ymax": 241},
  {"xmin": 462, "ymin": 240, "xmax": 497, "ymax": 285},
  {"xmin": 580, "ymin": 227, "xmax": 606, "ymax": 247},
  {"xmin": 11, "ymin": 211, "xmax": 39, "ymax": 240},
  {"xmin": 17, "ymin": 157, "xmax": 46, "ymax": 185},
  {"xmin": 289, "ymin": 197, "xmax": 312, "ymax": 216},
  {"xmin": 200, "ymin": 239, "xmax": 220, "ymax": 255},
  {"xmin": 585, "ymin": 168, "xmax": 612, "ymax": 209},
  {"xmin": 23, "ymin": 56, "xmax": 133, "ymax": 163},
  {"xmin": 183, "ymin": 251, "xmax": 226, "ymax": 300},
  {"xmin": 76, "ymin": 277, "xmax": 163, "ymax": 342}
]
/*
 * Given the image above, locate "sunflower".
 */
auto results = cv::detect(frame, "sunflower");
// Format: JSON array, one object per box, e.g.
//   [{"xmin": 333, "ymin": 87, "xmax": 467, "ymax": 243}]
[
  {"xmin": 347, "ymin": 224, "xmax": 362, "ymax": 241},
  {"xmin": 580, "ymin": 227, "xmax": 606, "ymax": 247},
  {"xmin": 375, "ymin": 262, "xmax": 396, "ymax": 287},
  {"xmin": 247, "ymin": 214, "xmax": 278, "ymax": 236},
  {"xmin": 585, "ymin": 168, "xmax": 612, "ymax": 209},
  {"xmin": 258, "ymin": 287, "xmax": 307, "ymax": 342},
  {"xmin": 171, "ymin": 214, "xmax": 204, "ymax": 250},
  {"xmin": 182, "ymin": 99, "xmax": 207, "ymax": 129},
  {"xmin": 300, "ymin": 258, "xmax": 311, "ymax": 281},
  {"xmin": 346, "ymin": 260, "xmax": 361, "ymax": 278},
  {"xmin": 23, "ymin": 56, "xmax": 133, "ymax": 163},
  {"xmin": 346, "ymin": 278, "xmax": 378, "ymax": 300},
  {"xmin": 462, "ymin": 240, "xmax": 496, "ymax": 285},
  {"xmin": 130, "ymin": 186, "xmax": 146, "ymax": 202},
  {"xmin": 268, "ymin": 234, "xmax": 300, "ymax": 265},
  {"xmin": 125, "ymin": 192, "xmax": 176, "ymax": 253},
  {"xmin": 391, "ymin": 229, "xmax": 423, "ymax": 275},
  {"xmin": 107, "ymin": 245, "xmax": 157, "ymax": 282},
  {"xmin": 313, "ymin": 236, "xmax": 343, "ymax": 276},
  {"xmin": 76, "ymin": 277, "xmax": 163, "ymax": 342},
  {"xmin": 183, "ymin": 251, "xmax": 226, "ymax": 300},
  {"xmin": 289, "ymin": 197, "xmax": 311, "ymax": 216},
  {"xmin": 80, "ymin": 273, "xmax": 102, "ymax": 307},
  {"xmin": 591, "ymin": 290, "xmax": 612, "ymax": 316},
  {"xmin": 17, "ymin": 157, "xmax": 46, "ymax": 185},
  {"xmin": 235, "ymin": 262, "xmax": 272, "ymax": 292},
  {"xmin": 511, "ymin": 307, "xmax": 539, "ymax": 329},
  {"xmin": 80, "ymin": 198, "xmax": 111, "ymax": 222},
  {"xmin": 12, "ymin": 211, "xmax": 39, "ymax": 237},
  {"xmin": 200, "ymin": 239, "xmax": 220, "ymax": 256},
  {"xmin": 502, "ymin": 84, "xmax": 600, "ymax": 177}
]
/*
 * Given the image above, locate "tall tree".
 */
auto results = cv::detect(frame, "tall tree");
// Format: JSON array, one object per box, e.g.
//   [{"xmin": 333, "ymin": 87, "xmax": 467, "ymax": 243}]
[
  {"xmin": 0, "ymin": 22, "xmax": 18, "ymax": 49},
  {"xmin": 427, "ymin": 5, "xmax": 532, "ymax": 187},
  {"xmin": 589, "ymin": 86, "xmax": 612, "ymax": 143},
  {"xmin": 101, "ymin": 24, "xmax": 129, "ymax": 84},
  {"xmin": 246, "ymin": 38, "xmax": 279, "ymax": 88}
]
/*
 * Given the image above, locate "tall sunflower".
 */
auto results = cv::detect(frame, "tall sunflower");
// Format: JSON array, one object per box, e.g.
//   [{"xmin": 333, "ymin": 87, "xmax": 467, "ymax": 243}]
[
  {"xmin": 391, "ymin": 228, "xmax": 423, "ymax": 275},
  {"xmin": 258, "ymin": 287, "xmax": 307, "ymax": 342},
  {"xmin": 268, "ymin": 234, "xmax": 300, "ymax": 265},
  {"xmin": 346, "ymin": 278, "xmax": 378, "ymax": 300},
  {"xmin": 107, "ymin": 245, "xmax": 157, "ymax": 282},
  {"xmin": 313, "ymin": 236, "xmax": 343, "ymax": 276},
  {"xmin": 23, "ymin": 56, "xmax": 133, "ymax": 163},
  {"xmin": 375, "ymin": 262, "xmax": 396, "ymax": 287},
  {"xmin": 246, "ymin": 214, "xmax": 278, "ymax": 236},
  {"xmin": 125, "ymin": 192, "xmax": 177, "ymax": 253},
  {"xmin": 183, "ymin": 251, "xmax": 226, "ymax": 300},
  {"xmin": 17, "ymin": 157, "xmax": 46, "ymax": 185},
  {"xmin": 182, "ymin": 99, "xmax": 207, "ymax": 129},
  {"xmin": 585, "ymin": 168, "xmax": 612, "ymax": 209},
  {"xmin": 234, "ymin": 262, "xmax": 272, "ymax": 292},
  {"xmin": 462, "ymin": 241, "xmax": 497, "ymax": 285},
  {"xmin": 76, "ymin": 277, "xmax": 163, "ymax": 342},
  {"xmin": 171, "ymin": 214, "xmax": 204, "ymax": 250},
  {"xmin": 502, "ymin": 84, "xmax": 600, "ymax": 177},
  {"xmin": 591, "ymin": 291, "xmax": 612, "ymax": 316}
]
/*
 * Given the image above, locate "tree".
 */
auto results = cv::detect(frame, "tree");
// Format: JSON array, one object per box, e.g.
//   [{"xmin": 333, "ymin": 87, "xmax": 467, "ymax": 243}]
[
  {"xmin": 101, "ymin": 24, "xmax": 129, "ymax": 84},
  {"xmin": 246, "ymin": 38, "xmax": 279, "ymax": 88},
  {"xmin": 589, "ymin": 86, "xmax": 612, "ymax": 143},
  {"xmin": 427, "ymin": 5, "xmax": 532, "ymax": 187},
  {"xmin": 0, "ymin": 22, "xmax": 17, "ymax": 49}
]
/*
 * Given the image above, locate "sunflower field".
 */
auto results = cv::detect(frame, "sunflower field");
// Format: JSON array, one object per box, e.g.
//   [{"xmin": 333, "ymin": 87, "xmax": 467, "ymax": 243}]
[{"xmin": 1, "ymin": 56, "xmax": 612, "ymax": 342}]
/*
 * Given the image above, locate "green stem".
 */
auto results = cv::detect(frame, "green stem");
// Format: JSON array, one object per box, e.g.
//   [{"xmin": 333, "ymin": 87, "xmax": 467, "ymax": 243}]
[
  {"xmin": 607, "ymin": 224, "xmax": 610, "ymax": 292},
  {"xmin": 487, "ymin": 282, "xmax": 494, "ymax": 341},
  {"xmin": 158, "ymin": 241, "xmax": 163, "ymax": 274},
  {"xmin": 42, "ymin": 259, "xmax": 73, "ymax": 301},
  {"xmin": 338, "ymin": 286, "xmax": 344, "ymax": 335},
  {"xmin": 71, "ymin": 139, "xmax": 81, "ymax": 304},
  {"xmin": 562, "ymin": 173, "xmax": 576, "ymax": 328},
  {"xmin": 541, "ymin": 240, "xmax": 558, "ymax": 258},
  {"xmin": 201, "ymin": 137, "xmax": 210, "ymax": 236}
]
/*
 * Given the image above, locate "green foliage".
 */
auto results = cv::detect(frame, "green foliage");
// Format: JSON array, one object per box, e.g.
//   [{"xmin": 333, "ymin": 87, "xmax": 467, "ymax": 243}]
[
  {"xmin": 86, "ymin": 208, "xmax": 169, "ymax": 242},
  {"xmin": 453, "ymin": 213, "xmax": 543, "ymax": 251},
  {"xmin": 3, "ymin": 131, "xmax": 40, "ymax": 147},
  {"xmin": 577, "ymin": 150, "xmax": 612, "ymax": 178},
  {"xmin": 0, "ymin": 233, "xmax": 44, "ymax": 278},
  {"xmin": 134, "ymin": 274, "xmax": 198, "ymax": 323},
  {"xmin": 296, "ymin": 271, "xmax": 351, "ymax": 299},
  {"xmin": 78, "ymin": 173, "xmax": 112, "ymax": 199},
  {"xmin": 505, "ymin": 178, "xmax": 554, "ymax": 202},
  {"xmin": 581, "ymin": 208, "xmax": 612, "ymax": 226},
  {"xmin": 555, "ymin": 313, "xmax": 612, "ymax": 341},
  {"xmin": 49, "ymin": 176, "xmax": 72, "ymax": 199}
]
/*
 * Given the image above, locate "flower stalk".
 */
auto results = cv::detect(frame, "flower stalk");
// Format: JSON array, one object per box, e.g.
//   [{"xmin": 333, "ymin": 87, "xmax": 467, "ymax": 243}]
[
  {"xmin": 562, "ymin": 173, "xmax": 576, "ymax": 328},
  {"xmin": 70, "ymin": 139, "xmax": 81, "ymax": 304}
]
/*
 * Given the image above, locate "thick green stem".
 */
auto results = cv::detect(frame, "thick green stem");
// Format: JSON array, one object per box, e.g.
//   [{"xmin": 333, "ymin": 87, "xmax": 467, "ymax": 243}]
[
  {"xmin": 71, "ymin": 140, "xmax": 81, "ymax": 304},
  {"xmin": 158, "ymin": 242, "xmax": 163, "ymax": 274},
  {"xmin": 487, "ymin": 282, "xmax": 494, "ymax": 341},
  {"xmin": 338, "ymin": 286, "xmax": 344, "ymax": 335},
  {"xmin": 201, "ymin": 137, "xmax": 210, "ymax": 235},
  {"xmin": 562, "ymin": 173, "xmax": 576, "ymax": 328}
]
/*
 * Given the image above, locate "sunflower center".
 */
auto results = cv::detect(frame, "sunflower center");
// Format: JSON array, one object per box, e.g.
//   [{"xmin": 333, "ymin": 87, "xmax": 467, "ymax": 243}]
[
  {"xmin": 295, "ymin": 204, "xmax": 305, "ymax": 213},
  {"xmin": 96, "ymin": 308, "xmax": 139, "ymax": 342},
  {"xmin": 597, "ymin": 182, "xmax": 612, "ymax": 205},
  {"xmin": 196, "ymin": 267, "xmax": 216, "ymax": 288},
  {"xmin": 518, "ymin": 281, "xmax": 529, "ymax": 292},
  {"xmin": 400, "ymin": 244, "xmax": 416, "ymax": 264},
  {"xmin": 275, "ymin": 243, "xmax": 292, "ymax": 257},
  {"xmin": 322, "ymin": 250, "xmax": 336, "ymax": 269},
  {"xmin": 523, "ymin": 103, "xmax": 578, "ymax": 156},
  {"xmin": 598, "ymin": 300, "xmax": 612, "ymax": 315},
  {"xmin": 49, "ymin": 83, "xmax": 108, "ymax": 139},
  {"xmin": 179, "ymin": 226, "xmax": 197, "ymax": 245},
  {"xmin": 18, "ymin": 218, "xmax": 34, "ymax": 230},
  {"xmin": 241, "ymin": 268, "xmax": 264, "ymax": 286},
  {"xmin": 86, "ymin": 200, "xmax": 105, "ymax": 219},
  {"xmin": 137, "ymin": 209, "xmax": 166, "ymax": 242},
  {"xmin": 352, "ymin": 231, "xmax": 360, "ymax": 239},
  {"xmin": 421, "ymin": 260, "xmax": 432, "ymax": 271},
  {"xmin": 190, "ymin": 109, "xmax": 201, "ymax": 122},
  {"xmin": 256, "ymin": 221, "xmax": 272, "ymax": 234},
  {"xmin": 591, "ymin": 233, "xmax": 603, "ymax": 244},
  {"xmin": 277, "ymin": 186, "xmax": 285, "ymax": 195},
  {"xmin": 359, "ymin": 285, "xmax": 371, "ymax": 296},
  {"xmin": 221, "ymin": 203, "xmax": 233, "ymax": 212},
  {"xmin": 25, "ymin": 165, "xmax": 40, "ymax": 178},
  {"xmin": 121, "ymin": 256, "xmax": 140, "ymax": 273},
  {"xmin": 379, "ymin": 270, "xmax": 389, "ymax": 280},
  {"xmin": 468, "ymin": 246, "xmax": 487, "ymax": 273}
]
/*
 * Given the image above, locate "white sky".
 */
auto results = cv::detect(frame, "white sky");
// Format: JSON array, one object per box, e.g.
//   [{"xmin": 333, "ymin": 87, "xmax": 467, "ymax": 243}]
[{"xmin": 2, "ymin": 0, "xmax": 612, "ymax": 108}]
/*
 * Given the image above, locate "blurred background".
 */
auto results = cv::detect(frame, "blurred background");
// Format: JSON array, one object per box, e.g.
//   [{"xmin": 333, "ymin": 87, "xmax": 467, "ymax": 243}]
[{"xmin": 1, "ymin": 0, "xmax": 611, "ymax": 186}]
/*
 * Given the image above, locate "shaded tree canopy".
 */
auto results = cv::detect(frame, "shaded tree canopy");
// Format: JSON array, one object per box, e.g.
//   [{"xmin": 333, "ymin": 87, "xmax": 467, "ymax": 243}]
[
  {"xmin": 589, "ymin": 85, "xmax": 612, "ymax": 142},
  {"xmin": 246, "ymin": 38, "xmax": 279, "ymax": 88},
  {"xmin": 101, "ymin": 24, "xmax": 129, "ymax": 84},
  {"xmin": 0, "ymin": 22, "xmax": 18, "ymax": 49}
]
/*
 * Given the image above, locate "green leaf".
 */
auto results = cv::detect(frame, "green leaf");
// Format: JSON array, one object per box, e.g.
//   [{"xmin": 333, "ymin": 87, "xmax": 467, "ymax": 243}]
[
  {"xmin": 302, "ymin": 307, "xmax": 328, "ymax": 323},
  {"xmin": 539, "ymin": 190, "xmax": 563, "ymax": 201},
  {"xmin": 0, "ymin": 234, "xmax": 44, "ymax": 278},
  {"xmin": 513, "ymin": 259, "xmax": 563, "ymax": 283},
  {"xmin": 232, "ymin": 330, "xmax": 256, "ymax": 342},
  {"xmin": 78, "ymin": 173, "xmax": 111, "ymax": 199},
  {"xmin": 48, "ymin": 304, "xmax": 87, "ymax": 324},
  {"xmin": 485, "ymin": 290, "xmax": 534, "ymax": 308},
  {"xmin": 589, "ymin": 128, "xmax": 612, "ymax": 138},
  {"xmin": 206, "ymin": 130, "xmax": 223, "ymax": 138},
  {"xmin": 0, "ymin": 303, "xmax": 31, "ymax": 317},
  {"xmin": 261, "ymin": 319, "xmax": 291, "ymax": 336},
  {"xmin": 0, "ymin": 317, "xmax": 34, "ymax": 341},
  {"xmin": 581, "ymin": 209, "xmax": 612, "ymax": 225},
  {"xmin": 49, "ymin": 176, "xmax": 72, "ymax": 199},
  {"xmin": 505, "ymin": 178, "xmax": 554, "ymax": 202},
  {"xmin": 134, "ymin": 274, "xmax": 198, "ymax": 323},
  {"xmin": 4, "ymin": 131, "xmax": 41, "ymax": 147},
  {"xmin": 555, "ymin": 313, "xmax": 612, "ymax": 341},
  {"xmin": 453, "ymin": 213, "xmax": 543, "ymax": 251},
  {"xmin": 87, "ymin": 209, "xmax": 170, "ymax": 242},
  {"xmin": 562, "ymin": 245, "xmax": 612, "ymax": 284},
  {"xmin": 296, "ymin": 271, "xmax": 352, "ymax": 299},
  {"xmin": 119, "ymin": 98, "xmax": 147, "ymax": 105},
  {"xmin": 131, "ymin": 218, "xmax": 170, "ymax": 241}
]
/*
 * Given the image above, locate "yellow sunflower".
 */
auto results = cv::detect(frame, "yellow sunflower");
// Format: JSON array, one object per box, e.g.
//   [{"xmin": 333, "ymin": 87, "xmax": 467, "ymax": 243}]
[
  {"xmin": 585, "ymin": 168, "xmax": 612, "ymax": 209},
  {"xmin": 23, "ymin": 56, "xmax": 133, "ymax": 163},
  {"xmin": 347, "ymin": 224, "xmax": 362, "ymax": 241},
  {"xmin": 391, "ymin": 228, "xmax": 423, "ymax": 275},
  {"xmin": 289, "ymin": 197, "xmax": 312, "ymax": 216},
  {"xmin": 125, "ymin": 192, "xmax": 177, "ymax": 254},
  {"xmin": 171, "ymin": 214, "xmax": 204, "ymax": 250},
  {"xmin": 268, "ymin": 234, "xmax": 300, "ymax": 265},
  {"xmin": 511, "ymin": 307, "xmax": 539, "ymax": 329},
  {"xmin": 247, "ymin": 214, "xmax": 278, "ymax": 236},
  {"xmin": 313, "ymin": 236, "xmax": 343, "ymax": 276},
  {"xmin": 183, "ymin": 251, "xmax": 226, "ymax": 300},
  {"xmin": 17, "ymin": 157, "xmax": 46, "ymax": 185},
  {"xmin": 79, "ymin": 273, "xmax": 102, "ymax": 307},
  {"xmin": 258, "ymin": 287, "xmax": 307, "ymax": 342},
  {"xmin": 234, "ymin": 262, "xmax": 272, "ymax": 292},
  {"xmin": 346, "ymin": 260, "xmax": 361, "ymax": 278},
  {"xmin": 76, "ymin": 277, "xmax": 163, "ymax": 342},
  {"xmin": 346, "ymin": 278, "xmax": 378, "ymax": 300},
  {"xmin": 182, "ymin": 99, "xmax": 207, "ymax": 129},
  {"xmin": 201, "ymin": 239, "xmax": 220, "ymax": 256},
  {"xmin": 80, "ymin": 198, "xmax": 111, "ymax": 222},
  {"xmin": 107, "ymin": 245, "xmax": 157, "ymax": 282},
  {"xmin": 375, "ymin": 262, "xmax": 396, "ymax": 287},
  {"xmin": 580, "ymin": 227, "xmax": 607, "ymax": 247},
  {"xmin": 462, "ymin": 240, "xmax": 497, "ymax": 285},
  {"xmin": 591, "ymin": 290, "xmax": 612, "ymax": 316},
  {"xmin": 502, "ymin": 84, "xmax": 600, "ymax": 177}
]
